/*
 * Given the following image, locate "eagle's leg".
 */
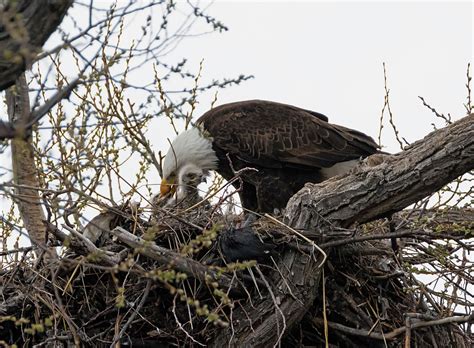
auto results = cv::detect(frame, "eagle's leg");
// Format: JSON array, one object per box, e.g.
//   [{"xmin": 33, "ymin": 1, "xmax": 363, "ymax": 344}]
[
  {"xmin": 255, "ymin": 175, "xmax": 295, "ymax": 214},
  {"xmin": 239, "ymin": 181, "xmax": 259, "ymax": 213}
]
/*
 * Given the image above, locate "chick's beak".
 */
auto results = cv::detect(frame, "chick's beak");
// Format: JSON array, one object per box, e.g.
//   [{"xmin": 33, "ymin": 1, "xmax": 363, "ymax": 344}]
[{"xmin": 160, "ymin": 177, "xmax": 176, "ymax": 197}]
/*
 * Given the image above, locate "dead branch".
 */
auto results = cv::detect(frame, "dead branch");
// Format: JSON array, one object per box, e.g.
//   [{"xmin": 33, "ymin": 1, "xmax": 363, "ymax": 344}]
[
  {"xmin": 287, "ymin": 114, "xmax": 473, "ymax": 230},
  {"xmin": 320, "ymin": 207, "xmax": 474, "ymax": 248},
  {"xmin": 6, "ymin": 74, "xmax": 57, "ymax": 259},
  {"xmin": 314, "ymin": 313, "xmax": 473, "ymax": 341},
  {"xmin": 0, "ymin": 0, "xmax": 73, "ymax": 91},
  {"xmin": 209, "ymin": 114, "xmax": 474, "ymax": 347},
  {"xmin": 109, "ymin": 226, "xmax": 238, "ymax": 291}
]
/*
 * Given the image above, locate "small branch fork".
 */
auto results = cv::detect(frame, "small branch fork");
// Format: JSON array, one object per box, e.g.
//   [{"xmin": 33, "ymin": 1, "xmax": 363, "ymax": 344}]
[
  {"xmin": 109, "ymin": 227, "xmax": 237, "ymax": 291},
  {"xmin": 314, "ymin": 313, "xmax": 473, "ymax": 341}
]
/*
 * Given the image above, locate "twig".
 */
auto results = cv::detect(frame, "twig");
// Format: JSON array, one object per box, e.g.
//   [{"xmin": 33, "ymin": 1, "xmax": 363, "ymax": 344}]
[
  {"xmin": 116, "ymin": 279, "xmax": 152, "ymax": 345},
  {"xmin": 109, "ymin": 227, "xmax": 237, "ymax": 291},
  {"xmin": 418, "ymin": 96, "xmax": 452, "ymax": 125},
  {"xmin": 322, "ymin": 268, "xmax": 329, "ymax": 348},
  {"xmin": 264, "ymin": 214, "xmax": 327, "ymax": 268},
  {"xmin": 172, "ymin": 294, "xmax": 206, "ymax": 346},
  {"xmin": 319, "ymin": 228, "xmax": 416, "ymax": 248},
  {"xmin": 465, "ymin": 63, "xmax": 472, "ymax": 114},
  {"xmin": 60, "ymin": 224, "xmax": 122, "ymax": 266},
  {"xmin": 380, "ymin": 63, "xmax": 405, "ymax": 149},
  {"xmin": 254, "ymin": 266, "xmax": 286, "ymax": 348},
  {"xmin": 313, "ymin": 313, "xmax": 473, "ymax": 341},
  {"xmin": 51, "ymin": 267, "xmax": 82, "ymax": 345},
  {"xmin": 26, "ymin": 77, "xmax": 82, "ymax": 129},
  {"xmin": 0, "ymin": 245, "xmax": 35, "ymax": 256},
  {"xmin": 404, "ymin": 316, "xmax": 411, "ymax": 348}
]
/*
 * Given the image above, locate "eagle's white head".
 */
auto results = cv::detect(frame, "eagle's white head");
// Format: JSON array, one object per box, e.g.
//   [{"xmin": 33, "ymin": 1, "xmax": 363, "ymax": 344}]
[{"xmin": 160, "ymin": 127, "xmax": 218, "ymax": 197}]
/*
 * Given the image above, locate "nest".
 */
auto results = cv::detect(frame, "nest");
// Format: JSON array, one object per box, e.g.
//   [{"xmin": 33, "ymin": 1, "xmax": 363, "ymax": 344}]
[{"xmin": 0, "ymin": 204, "xmax": 472, "ymax": 347}]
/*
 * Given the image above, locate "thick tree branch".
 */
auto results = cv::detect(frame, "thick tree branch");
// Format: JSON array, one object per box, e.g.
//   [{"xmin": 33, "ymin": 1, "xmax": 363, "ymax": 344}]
[
  {"xmin": 210, "ymin": 114, "xmax": 474, "ymax": 347},
  {"xmin": 0, "ymin": 0, "xmax": 73, "ymax": 91},
  {"xmin": 286, "ymin": 114, "xmax": 473, "ymax": 230},
  {"xmin": 6, "ymin": 74, "xmax": 57, "ymax": 259},
  {"xmin": 109, "ymin": 227, "xmax": 239, "ymax": 292}
]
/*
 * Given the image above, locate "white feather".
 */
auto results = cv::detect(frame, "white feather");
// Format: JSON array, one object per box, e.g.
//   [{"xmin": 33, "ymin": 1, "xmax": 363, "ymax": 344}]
[
  {"xmin": 162, "ymin": 127, "xmax": 218, "ymax": 179},
  {"xmin": 319, "ymin": 159, "xmax": 359, "ymax": 180}
]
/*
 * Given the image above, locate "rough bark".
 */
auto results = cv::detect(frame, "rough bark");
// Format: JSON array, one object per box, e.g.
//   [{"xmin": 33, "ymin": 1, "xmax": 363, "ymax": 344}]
[
  {"xmin": 0, "ymin": 0, "xmax": 73, "ymax": 91},
  {"xmin": 209, "ymin": 114, "xmax": 474, "ymax": 347},
  {"xmin": 286, "ymin": 114, "xmax": 473, "ymax": 229},
  {"xmin": 110, "ymin": 227, "xmax": 239, "ymax": 291},
  {"xmin": 6, "ymin": 74, "xmax": 57, "ymax": 259}
]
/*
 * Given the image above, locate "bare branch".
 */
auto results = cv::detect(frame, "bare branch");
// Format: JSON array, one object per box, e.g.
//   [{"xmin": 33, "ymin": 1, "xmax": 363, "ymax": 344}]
[
  {"xmin": 0, "ymin": 0, "xmax": 73, "ymax": 91},
  {"xmin": 286, "ymin": 114, "xmax": 474, "ymax": 229},
  {"xmin": 6, "ymin": 74, "xmax": 57, "ymax": 259},
  {"xmin": 109, "ymin": 226, "xmax": 238, "ymax": 291}
]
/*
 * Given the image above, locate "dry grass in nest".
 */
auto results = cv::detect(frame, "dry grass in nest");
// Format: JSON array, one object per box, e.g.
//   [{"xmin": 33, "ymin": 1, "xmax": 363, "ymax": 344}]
[{"xmin": 0, "ymin": 205, "xmax": 472, "ymax": 347}]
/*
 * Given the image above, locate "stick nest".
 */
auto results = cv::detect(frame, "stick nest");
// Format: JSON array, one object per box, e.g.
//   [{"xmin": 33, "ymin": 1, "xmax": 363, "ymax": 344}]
[{"xmin": 0, "ymin": 204, "xmax": 472, "ymax": 347}]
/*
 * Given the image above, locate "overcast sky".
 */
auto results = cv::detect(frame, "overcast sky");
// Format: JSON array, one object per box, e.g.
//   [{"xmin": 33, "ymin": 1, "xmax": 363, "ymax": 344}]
[
  {"xmin": 1, "ymin": 1, "xmax": 472, "ymax": 201},
  {"xmin": 0, "ymin": 0, "xmax": 470, "ymax": 319},
  {"xmin": 154, "ymin": 0, "xmax": 472, "ymax": 153},
  {"xmin": 2, "ymin": 1, "xmax": 472, "ymax": 161}
]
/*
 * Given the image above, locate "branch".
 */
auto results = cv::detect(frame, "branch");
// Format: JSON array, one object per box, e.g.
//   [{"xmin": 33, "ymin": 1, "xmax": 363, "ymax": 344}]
[
  {"xmin": 0, "ymin": 0, "xmax": 73, "ymax": 91},
  {"xmin": 109, "ymin": 227, "xmax": 238, "ymax": 292},
  {"xmin": 320, "ymin": 208, "xmax": 474, "ymax": 248},
  {"xmin": 286, "ymin": 113, "xmax": 474, "ymax": 229},
  {"xmin": 313, "ymin": 313, "xmax": 473, "ymax": 341},
  {"xmin": 0, "ymin": 58, "xmax": 95, "ymax": 140},
  {"xmin": 209, "ymin": 114, "xmax": 474, "ymax": 346},
  {"xmin": 46, "ymin": 222, "xmax": 122, "ymax": 266},
  {"xmin": 26, "ymin": 77, "xmax": 82, "ymax": 128},
  {"xmin": 6, "ymin": 74, "xmax": 57, "ymax": 259}
]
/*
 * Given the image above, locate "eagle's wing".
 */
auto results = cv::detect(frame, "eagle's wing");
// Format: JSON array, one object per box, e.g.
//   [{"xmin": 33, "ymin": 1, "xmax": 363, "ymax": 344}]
[{"xmin": 197, "ymin": 100, "xmax": 379, "ymax": 170}]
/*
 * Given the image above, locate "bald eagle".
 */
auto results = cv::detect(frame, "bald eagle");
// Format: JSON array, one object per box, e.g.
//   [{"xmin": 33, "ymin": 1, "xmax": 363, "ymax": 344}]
[
  {"xmin": 161, "ymin": 163, "xmax": 206, "ymax": 209},
  {"xmin": 160, "ymin": 100, "xmax": 379, "ymax": 213}
]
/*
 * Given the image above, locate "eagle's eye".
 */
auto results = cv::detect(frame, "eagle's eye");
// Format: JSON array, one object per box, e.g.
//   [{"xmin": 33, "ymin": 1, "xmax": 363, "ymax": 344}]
[{"xmin": 187, "ymin": 173, "xmax": 197, "ymax": 180}]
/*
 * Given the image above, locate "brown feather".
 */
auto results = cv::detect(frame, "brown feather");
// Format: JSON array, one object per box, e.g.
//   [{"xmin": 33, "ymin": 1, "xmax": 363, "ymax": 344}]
[
  {"xmin": 196, "ymin": 100, "xmax": 380, "ymax": 212},
  {"xmin": 197, "ymin": 100, "xmax": 378, "ymax": 170}
]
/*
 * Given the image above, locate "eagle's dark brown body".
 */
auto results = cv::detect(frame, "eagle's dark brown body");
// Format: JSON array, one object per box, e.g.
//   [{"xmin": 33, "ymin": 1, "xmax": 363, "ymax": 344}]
[{"xmin": 197, "ymin": 100, "xmax": 379, "ymax": 213}]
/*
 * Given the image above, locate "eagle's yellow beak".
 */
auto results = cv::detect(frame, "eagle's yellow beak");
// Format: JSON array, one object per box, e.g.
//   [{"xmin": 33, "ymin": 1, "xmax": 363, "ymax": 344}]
[{"xmin": 160, "ymin": 177, "xmax": 176, "ymax": 197}]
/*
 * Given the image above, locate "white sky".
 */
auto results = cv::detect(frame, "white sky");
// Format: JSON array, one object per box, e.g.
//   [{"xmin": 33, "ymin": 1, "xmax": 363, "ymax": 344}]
[
  {"xmin": 162, "ymin": 0, "xmax": 472, "ymax": 153},
  {"xmin": 1, "ymin": 0, "xmax": 473, "ymax": 202},
  {"xmin": 163, "ymin": 0, "xmax": 474, "ymax": 302},
  {"xmin": 2, "ymin": 1, "xmax": 472, "ymax": 159}
]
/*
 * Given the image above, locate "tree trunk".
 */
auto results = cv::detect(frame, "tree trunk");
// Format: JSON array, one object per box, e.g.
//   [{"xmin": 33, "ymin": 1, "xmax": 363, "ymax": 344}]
[
  {"xmin": 6, "ymin": 74, "xmax": 57, "ymax": 259},
  {"xmin": 0, "ymin": 0, "xmax": 73, "ymax": 91}
]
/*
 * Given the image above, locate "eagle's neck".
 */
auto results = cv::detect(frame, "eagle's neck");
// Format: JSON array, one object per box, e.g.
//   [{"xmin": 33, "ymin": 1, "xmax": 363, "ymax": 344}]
[{"xmin": 163, "ymin": 127, "xmax": 218, "ymax": 179}]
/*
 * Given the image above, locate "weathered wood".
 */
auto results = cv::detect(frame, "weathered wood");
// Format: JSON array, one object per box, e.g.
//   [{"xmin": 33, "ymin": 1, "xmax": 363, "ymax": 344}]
[
  {"xmin": 110, "ymin": 227, "xmax": 239, "ymax": 291},
  {"xmin": 209, "ymin": 114, "xmax": 474, "ymax": 347},
  {"xmin": 6, "ymin": 74, "xmax": 57, "ymax": 259},
  {"xmin": 285, "ymin": 113, "xmax": 474, "ymax": 230},
  {"xmin": 0, "ymin": 0, "xmax": 73, "ymax": 91}
]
